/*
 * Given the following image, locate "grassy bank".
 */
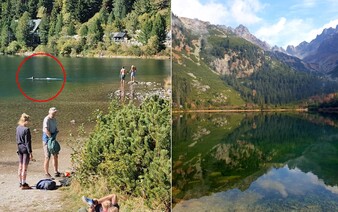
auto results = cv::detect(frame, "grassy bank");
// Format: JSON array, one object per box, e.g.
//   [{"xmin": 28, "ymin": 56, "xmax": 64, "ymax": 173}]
[{"xmin": 62, "ymin": 179, "xmax": 156, "ymax": 211}]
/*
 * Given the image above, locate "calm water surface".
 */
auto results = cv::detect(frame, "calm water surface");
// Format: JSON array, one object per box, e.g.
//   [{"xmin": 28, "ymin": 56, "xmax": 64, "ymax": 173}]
[
  {"xmin": 173, "ymin": 113, "xmax": 338, "ymax": 211},
  {"xmin": 0, "ymin": 56, "xmax": 170, "ymax": 144}
]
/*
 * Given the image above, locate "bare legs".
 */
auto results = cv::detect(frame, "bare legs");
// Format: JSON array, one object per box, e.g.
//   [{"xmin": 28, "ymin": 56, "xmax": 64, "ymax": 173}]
[
  {"xmin": 86, "ymin": 194, "xmax": 119, "ymax": 212},
  {"xmin": 97, "ymin": 194, "xmax": 118, "ymax": 205},
  {"xmin": 18, "ymin": 163, "xmax": 27, "ymax": 184},
  {"xmin": 18, "ymin": 153, "xmax": 30, "ymax": 188},
  {"xmin": 44, "ymin": 154, "xmax": 59, "ymax": 175},
  {"xmin": 44, "ymin": 157, "xmax": 49, "ymax": 175},
  {"xmin": 53, "ymin": 154, "xmax": 59, "ymax": 173}
]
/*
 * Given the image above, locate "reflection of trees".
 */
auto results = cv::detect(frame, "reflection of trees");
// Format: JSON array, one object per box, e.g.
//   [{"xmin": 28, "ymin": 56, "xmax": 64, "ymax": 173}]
[
  {"xmin": 211, "ymin": 141, "xmax": 262, "ymax": 174},
  {"xmin": 289, "ymin": 142, "xmax": 338, "ymax": 187},
  {"xmin": 173, "ymin": 113, "xmax": 338, "ymax": 204}
]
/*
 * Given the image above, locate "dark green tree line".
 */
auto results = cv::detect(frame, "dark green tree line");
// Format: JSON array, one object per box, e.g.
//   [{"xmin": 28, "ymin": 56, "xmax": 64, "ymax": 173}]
[{"xmin": 0, "ymin": 0, "xmax": 170, "ymax": 55}]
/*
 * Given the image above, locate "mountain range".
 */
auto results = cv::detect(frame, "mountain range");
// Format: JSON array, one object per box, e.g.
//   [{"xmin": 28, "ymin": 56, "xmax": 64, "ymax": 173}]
[
  {"xmin": 223, "ymin": 22, "xmax": 338, "ymax": 76},
  {"xmin": 286, "ymin": 26, "xmax": 338, "ymax": 76},
  {"xmin": 172, "ymin": 14, "xmax": 338, "ymax": 109},
  {"xmin": 232, "ymin": 24, "xmax": 338, "ymax": 76}
]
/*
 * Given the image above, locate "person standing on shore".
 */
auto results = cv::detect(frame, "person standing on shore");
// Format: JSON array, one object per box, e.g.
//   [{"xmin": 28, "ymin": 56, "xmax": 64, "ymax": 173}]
[
  {"xmin": 16, "ymin": 113, "xmax": 33, "ymax": 189},
  {"xmin": 130, "ymin": 65, "xmax": 136, "ymax": 82},
  {"xmin": 42, "ymin": 107, "xmax": 60, "ymax": 178},
  {"xmin": 120, "ymin": 66, "xmax": 126, "ymax": 85}
]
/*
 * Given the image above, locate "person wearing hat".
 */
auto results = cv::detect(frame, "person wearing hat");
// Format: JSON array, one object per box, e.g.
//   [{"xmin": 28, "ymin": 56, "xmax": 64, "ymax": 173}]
[{"xmin": 42, "ymin": 107, "xmax": 60, "ymax": 178}]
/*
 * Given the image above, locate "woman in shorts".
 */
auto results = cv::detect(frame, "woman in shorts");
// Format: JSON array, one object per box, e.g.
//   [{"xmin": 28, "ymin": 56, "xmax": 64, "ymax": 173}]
[{"xmin": 16, "ymin": 113, "xmax": 33, "ymax": 189}]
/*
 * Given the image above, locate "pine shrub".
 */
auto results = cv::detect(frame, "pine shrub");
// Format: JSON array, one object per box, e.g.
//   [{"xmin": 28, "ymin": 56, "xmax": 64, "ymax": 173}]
[{"xmin": 72, "ymin": 96, "xmax": 171, "ymax": 210}]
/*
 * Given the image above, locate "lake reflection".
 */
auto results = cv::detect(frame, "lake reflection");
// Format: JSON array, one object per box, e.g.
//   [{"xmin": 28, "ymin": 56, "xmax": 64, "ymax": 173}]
[
  {"xmin": 174, "ymin": 165, "xmax": 338, "ymax": 211},
  {"xmin": 173, "ymin": 113, "xmax": 338, "ymax": 211}
]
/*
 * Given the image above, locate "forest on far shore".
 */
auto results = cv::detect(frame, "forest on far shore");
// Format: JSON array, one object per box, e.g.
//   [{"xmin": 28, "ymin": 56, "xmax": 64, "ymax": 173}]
[{"xmin": 0, "ymin": 0, "xmax": 170, "ymax": 57}]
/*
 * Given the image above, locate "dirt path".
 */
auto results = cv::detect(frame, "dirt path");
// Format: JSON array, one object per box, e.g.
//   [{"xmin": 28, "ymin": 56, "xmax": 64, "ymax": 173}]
[{"xmin": 0, "ymin": 141, "xmax": 73, "ymax": 211}]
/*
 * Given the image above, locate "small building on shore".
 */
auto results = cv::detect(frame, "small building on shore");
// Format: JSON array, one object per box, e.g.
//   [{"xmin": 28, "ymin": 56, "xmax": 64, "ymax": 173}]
[{"xmin": 112, "ymin": 32, "xmax": 128, "ymax": 42}]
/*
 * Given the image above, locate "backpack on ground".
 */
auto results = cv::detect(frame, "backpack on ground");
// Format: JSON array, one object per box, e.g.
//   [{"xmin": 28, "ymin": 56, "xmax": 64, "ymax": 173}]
[
  {"xmin": 36, "ymin": 179, "xmax": 57, "ymax": 190},
  {"xmin": 47, "ymin": 137, "xmax": 61, "ymax": 155}
]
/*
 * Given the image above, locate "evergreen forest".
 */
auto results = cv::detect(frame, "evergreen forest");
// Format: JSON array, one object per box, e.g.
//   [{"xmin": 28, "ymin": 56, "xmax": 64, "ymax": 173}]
[{"xmin": 0, "ymin": 0, "xmax": 170, "ymax": 56}]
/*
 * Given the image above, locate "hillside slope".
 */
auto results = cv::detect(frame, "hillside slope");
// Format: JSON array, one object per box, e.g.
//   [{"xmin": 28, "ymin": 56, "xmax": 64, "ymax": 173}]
[
  {"xmin": 173, "ymin": 15, "xmax": 338, "ymax": 109},
  {"xmin": 172, "ymin": 16, "xmax": 245, "ymax": 110}
]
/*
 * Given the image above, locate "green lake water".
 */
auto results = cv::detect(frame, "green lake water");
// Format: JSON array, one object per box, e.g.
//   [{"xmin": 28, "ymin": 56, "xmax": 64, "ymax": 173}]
[
  {"xmin": 173, "ymin": 112, "xmax": 338, "ymax": 211},
  {"xmin": 0, "ymin": 55, "xmax": 170, "ymax": 144}
]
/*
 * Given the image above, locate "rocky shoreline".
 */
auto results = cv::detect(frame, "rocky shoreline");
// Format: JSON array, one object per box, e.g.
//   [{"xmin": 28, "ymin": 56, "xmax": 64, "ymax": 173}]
[{"xmin": 109, "ymin": 81, "xmax": 172, "ymax": 102}]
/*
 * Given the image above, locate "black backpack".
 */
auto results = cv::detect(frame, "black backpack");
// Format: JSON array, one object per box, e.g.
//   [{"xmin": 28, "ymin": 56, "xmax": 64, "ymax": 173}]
[{"xmin": 36, "ymin": 179, "xmax": 57, "ymax": 190}]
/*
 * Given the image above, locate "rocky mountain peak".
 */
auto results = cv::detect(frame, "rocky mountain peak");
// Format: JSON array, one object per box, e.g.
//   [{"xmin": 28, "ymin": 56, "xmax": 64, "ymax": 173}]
[
  {"xmin": 322, "ymin": 27, "xmax": 336, "ymax": 35},
  {"xmin": 231, "ymin": 24, "xmax": 270, "ymax": 50},
  {"xmin": 234, "ymin": 24, "xmax": 250, "ymax": 35},
  {"xmin": 272, "ymin": 45, "xmax": 287, "ymax": 53},
  {"xmin": 179, "ymin": 17, "xmax": 210, "ymax": 35},
  {"xmin": 285, "ymin": 24, "xmax": 338, "ymax": 73}
]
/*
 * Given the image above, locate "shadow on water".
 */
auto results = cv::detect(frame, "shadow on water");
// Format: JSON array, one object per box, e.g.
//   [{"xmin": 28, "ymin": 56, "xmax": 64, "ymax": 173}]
[{"xmin": 173, "ymin": 112, "xmax": 338, "ymax": 211}]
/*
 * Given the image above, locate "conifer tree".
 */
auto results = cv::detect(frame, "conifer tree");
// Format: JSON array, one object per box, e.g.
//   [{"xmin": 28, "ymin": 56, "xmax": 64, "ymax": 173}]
[
  {"xmin": 67, "ymin": 21, "xmax": 76, "ymax": 35},
  {"xmin": 55, "ymin": 14, "xmax": 63, "ymax": 35},
  {"xmin": 38, "ymin": 0, "xmax": 53, "ymax": 14},
  {"xmin": 16, "ymin": 12, "xmax": 31, "ymax": 46},
  {"xmin": 1, "ymin": 25, "xmax": 10, "ymax": 49},
  {"xmin": 88, "ymin": 18, "xmax": 103, "ymax": 45},
  {"xmin": 39, "ymin": 12, "xmax": 49, "ymax": 44},
  {"xmin": 107, "ymin": 11, "xmax": 114, "ymax": 25},
  {"xmin": 79, "ymin": 24, "xmax": 88, "ymax": 36},
  {"xmin": 28, "ymin": 0, "xmax": 38, "ymax": 18},
  {"xmin": 139, "ymin": 18, "xmax": 152, "ymax": 44},
  {"xmin": 151, "ymin": 13, "xmax": 166, "ymax": 51},
  {"xmin": 113, "ymin": 0, "xmax": 126, "ymax": 20},
  {"xmin": 0, "ymin": 0, "xmax": 170, "ymax": 55}
]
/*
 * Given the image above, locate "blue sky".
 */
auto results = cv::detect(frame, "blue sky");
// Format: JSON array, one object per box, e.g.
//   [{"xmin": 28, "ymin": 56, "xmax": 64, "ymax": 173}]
[{"xmin": 172, "ymin": 0, "xmax": 338, "ymax": 48}]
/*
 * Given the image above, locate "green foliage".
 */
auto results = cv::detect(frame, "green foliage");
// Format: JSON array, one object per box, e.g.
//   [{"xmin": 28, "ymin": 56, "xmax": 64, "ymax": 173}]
[
  {"xmin": 173, "ymin": 14, "xmax": 338, "ymax": 109},
  {"xmin": 34, "ymin": 44, "xmax": 52, "ymax": 53},
  {"xmin": 54, "ymin": 13, "xmax": 63, "ymax": 35},
  {"xmin": 6, "ymin": 40, "xmax": 21, "ymax": 54},
  {"xmin": 151, "ymin": 13, "xmax": 166, "ymax": 51},
  {"xmin": 67, "ymin": 21, "xmax": 76, "ymax": 36},
  {"xmin": 1, "ymin": 25, "xmax": 11, "ymax": 49},
  {"xmin": 79, "ymin": 24, "xmax": 88, "ymax": 36},
  {"xmin": 113, "ymin": 0, "xmax": 127, "ymax": 20},
  {"xmin": 16, "ymin": 12, "xmax": 31, "ymax": 46},
  {"xmin": 172, "ymin": 51, "xmax": 245, "ymax": 110},
  {"xmin": 139, "ymin": 17, "xmax": 153, "ymax": 44},
  {"xmin": 39, "ymin": 12, "xmax": 49, "ymax": 44},
  {"xmin": 72, "ymin": 96, "xmax": 171, "ymax": 210},
  {"xmin": 87, "ymin": 17, "xmax": 103, "ymax": 46},
  {"xmin": 0, "ymin": 0, "xmax": 169, "ymax": 56}
]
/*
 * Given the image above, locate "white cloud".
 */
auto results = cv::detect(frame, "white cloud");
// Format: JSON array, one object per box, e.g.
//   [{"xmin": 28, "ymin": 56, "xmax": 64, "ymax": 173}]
[
  {"xmin": 258, "ymin": 179, "xmax": 288, "ymax": 198},
  {"xmin": 255, "ymin": 17, "xmax": 315, "ymax": 48},
  {"xmin": 306, "ymin": 19, "xmax": 338, "ymax": 42},
  {"xmin": 171, "ymin": 0, "xmax": 229, "ymax": 25},
  {"xmin": 290, "ymin": 0, "xmax": 317, "ymax": 10},
  {"xmin": 301, "ymin": 0, "xmax": 317, "ymax": 8},
  {"xmin": 230, "ymin": 0, "xmax": 263, "ymax": 25},
  {"xmin": 172, "ymin": 0, "xmax": 263, "ymax": 26}
]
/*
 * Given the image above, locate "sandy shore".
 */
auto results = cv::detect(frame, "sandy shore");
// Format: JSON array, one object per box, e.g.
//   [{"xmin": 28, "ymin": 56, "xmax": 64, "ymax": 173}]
[{"xmin": 0, "ymin": 141, "xmax": 73, "ymax": 211}]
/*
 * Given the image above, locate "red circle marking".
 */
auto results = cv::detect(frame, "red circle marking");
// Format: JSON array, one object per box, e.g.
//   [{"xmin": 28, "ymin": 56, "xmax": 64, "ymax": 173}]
[{"xmin": 16, "ymin": 53, "xmax": 66, "ymax": 102}]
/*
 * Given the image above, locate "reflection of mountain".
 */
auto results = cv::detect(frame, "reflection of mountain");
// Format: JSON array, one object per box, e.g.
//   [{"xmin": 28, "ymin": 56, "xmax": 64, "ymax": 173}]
[
  {"xmin": 289, "ymin": 142, "xmax": 338, "ymax": 186},
  {"xmin": 174, "ymin": 165, "xmax": 338, "ymax": 211},
  {"xmin": 173, "ymin": 113, "xmax": 338, "ymax": 205}
]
